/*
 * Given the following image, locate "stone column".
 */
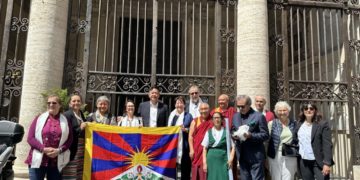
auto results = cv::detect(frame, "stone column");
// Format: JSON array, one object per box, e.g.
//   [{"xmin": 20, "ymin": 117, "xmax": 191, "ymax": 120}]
[
  {"xmin": 237, "ymin": 0, "xmax": 270, "ymax": 108},
  {"xmin": 14, "ymin": 0, "xmax": 69, "ymax": 175}
]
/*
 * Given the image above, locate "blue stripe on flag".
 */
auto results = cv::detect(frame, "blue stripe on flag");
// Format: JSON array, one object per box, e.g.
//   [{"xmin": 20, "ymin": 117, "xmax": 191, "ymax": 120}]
[
  {"xmin": 93, "ymin": 132, "xmax": 131, "ymax": 156},
  {"xmin": 92, "ymin": 159, "xmax": 128, "ymax": 172},
  {"xmin": 147, "ymin": 134, "xmax": 178, "ymax": 153},
  {"xmin": 119, "ymin": 134, "xmax": 141, "ymax": 151},
  {"xmin": 152, "ymin": 148, "xmax": 177, "ymax": 160},
  {"xmin": 150, "ymin": 165, "xmax": 176, "ymax": 178}
]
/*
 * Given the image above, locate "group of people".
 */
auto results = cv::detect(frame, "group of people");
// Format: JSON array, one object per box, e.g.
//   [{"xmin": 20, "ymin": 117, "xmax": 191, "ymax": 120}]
[{"xmin": 24, "ymin": 85, "xmax": 334, "ymax": 180}]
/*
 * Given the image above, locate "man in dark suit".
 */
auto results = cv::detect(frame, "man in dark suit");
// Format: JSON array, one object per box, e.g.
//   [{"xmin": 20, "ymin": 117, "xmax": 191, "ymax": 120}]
[
  {"xmin": 138, "ymin": 86, "xmax": 169, "ymax": 127},
  {"xmin": 232, "ymin": 95, "xmax": 269, "ymax": 180}
]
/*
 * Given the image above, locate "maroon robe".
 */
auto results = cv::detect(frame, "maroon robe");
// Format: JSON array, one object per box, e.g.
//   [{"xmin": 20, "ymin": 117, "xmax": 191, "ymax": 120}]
[{"xmin": 191, "ymin": 116, "xmax": 213, "ymax": 180}]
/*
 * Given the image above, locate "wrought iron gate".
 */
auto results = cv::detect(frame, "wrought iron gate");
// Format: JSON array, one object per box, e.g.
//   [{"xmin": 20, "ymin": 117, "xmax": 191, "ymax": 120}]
[
  {"xmin": 269, "ymin": 0, "xmax": 360, "ymax": 179},
  {"xmin": 63, "ymin": 0, "xmax": 237, "ymax": 115},
  {"xmin": 0, "ymin": 0, "xmax": 29, "ymax": 122}
]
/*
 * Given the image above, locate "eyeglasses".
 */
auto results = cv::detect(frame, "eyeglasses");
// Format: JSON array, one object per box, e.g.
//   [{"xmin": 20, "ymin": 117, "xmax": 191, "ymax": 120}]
[
  {"xmin": 190, "ymin": 92, "xmax": 198, "ymax": 95},
  {"xmin": 237, "ymin": 105, "xmax": 246, "ymax": 109},
  {"xmin": 304, "ymin": 107, "xmax": 314, "ymax": 111},
  {"xmin": 212, "ymin": 117, "xmax": 221, "ymax": 120},
  {"xmin": 47, "ymin": 101, "xmax": 58, "ymax": 105}
]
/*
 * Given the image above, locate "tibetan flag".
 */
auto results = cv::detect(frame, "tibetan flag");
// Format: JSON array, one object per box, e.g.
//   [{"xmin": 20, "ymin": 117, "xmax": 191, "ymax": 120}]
[{"xmin": 83, "ymin": 123, "xmax": 180, "ymax": 180}]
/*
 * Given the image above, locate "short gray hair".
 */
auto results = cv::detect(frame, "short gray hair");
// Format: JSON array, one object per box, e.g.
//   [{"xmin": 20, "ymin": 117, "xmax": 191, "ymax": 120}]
[
  {"xmin": 96, "ymin": 95, "xmax": 110, "ymax": 105},
  {"xmin": 236, "ymin": 95, "xmax": 252, "ymax": 106},
  {"xmin": 274, "ymin": 101, "xmax": 291, "ymax": 116}
]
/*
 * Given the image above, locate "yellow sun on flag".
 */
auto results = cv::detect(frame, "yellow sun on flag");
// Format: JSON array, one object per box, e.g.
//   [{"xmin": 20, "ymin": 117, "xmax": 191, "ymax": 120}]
[{"xmin": 127, "ymin": 150, "xmax": 151, "ymax": 167}]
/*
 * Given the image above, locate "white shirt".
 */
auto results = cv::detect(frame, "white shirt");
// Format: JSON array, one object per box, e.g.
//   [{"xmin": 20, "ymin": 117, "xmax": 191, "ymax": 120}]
[
  {"xmin": 118, "ymin": 116, "xmax": 142, "ymax": 127},
  {"xmin": 189, "ymin": 99, "xmax": 202, "ymax": 118},
  {"xmin": 201, "ymin": 127, "xmax": 224, "ymax": 148},
  {"xmin": 298, "ymin": 123, "xmax": 315, "ymax": 160},
  {"xmin": 149, "ymin": 102, "xmax": 158, "ymax": 127}
]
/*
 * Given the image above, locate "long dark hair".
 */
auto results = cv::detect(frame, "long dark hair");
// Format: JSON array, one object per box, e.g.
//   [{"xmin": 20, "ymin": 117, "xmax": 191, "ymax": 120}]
[{"xmin": 298, "ymin": 103, "xmax": 322, "ymax": 123}]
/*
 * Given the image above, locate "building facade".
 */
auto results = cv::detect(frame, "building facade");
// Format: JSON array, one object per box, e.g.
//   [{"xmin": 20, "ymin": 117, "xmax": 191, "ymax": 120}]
[{"xmin": 1, "ymin": 0, "xmax": 360, "ymax": 179}]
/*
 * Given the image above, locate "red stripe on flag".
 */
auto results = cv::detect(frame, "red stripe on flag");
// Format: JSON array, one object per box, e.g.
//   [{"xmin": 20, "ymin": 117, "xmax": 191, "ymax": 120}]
[
  {"xmin": 96, "ymin": 131, "xmax": 135, "ymax": 153},
  {"xmin": 92, "ymin": 144, "xmax": 129, "ymax": 161}
]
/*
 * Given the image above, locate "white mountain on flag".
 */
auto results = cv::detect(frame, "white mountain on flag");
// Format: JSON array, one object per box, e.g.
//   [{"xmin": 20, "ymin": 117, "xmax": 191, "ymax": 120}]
[{"xmin": 111, "ymin": 164, "xmax": 174, "ymax": 180}]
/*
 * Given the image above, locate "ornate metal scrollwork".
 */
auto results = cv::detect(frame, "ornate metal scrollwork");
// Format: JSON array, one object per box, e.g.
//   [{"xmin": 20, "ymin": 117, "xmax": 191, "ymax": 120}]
[
  {"xmin": 349, "ymin": 40, "xmax": 360, "ymax": 53},
  {"xmin": 156, "ymin": 76, "xmax": 216, "ymax": 95},
  {"xmin": 87, "ymin": 72, "xmax": 216, "ymax": 95},
  {"xmin": 288, "ymin": 81, "xmax": 347, "ymax": 101},
  {"xmin": 3, "ymin": 59, "xmax": 24, "ymax": 98},
  {"xmin": 220, "ymin": 28, "xmax": 235, "ymax": 43},
  {"xmin": 157, "ymin": 78, "xmax": 183, "ymax": 93},
  {"xmin": 10, "ymin": 17, "xmax": 29, "ymax": 32},
  {"xmin": 350, "ymin": 0, "xmax": 359, "ymax": 5},
  {"xmin": 220, "ymin": 69, "xmax": 236, "ymax": 97},
  {"xmin": 351, "ymin": 76, "xmax": 360, "ymax": 105},
  {"xmin": 87, "ymin": 73, "xmax": 151, "ymax": 93},
  {"xmin": 63, "ymin": 61, "xmax": 84, "ymax": 94},
  {"xmin": 277, "ymin": 72, "xmax": 286, "ymax": 100},
  {"xmin": 119, "ymin": 76, "xmax": 151, "ymax": 93},
  {"xmin": 270, "ymin": 35, "xmax": 284, "ymax": 47},
  {"xmin": 183, "ymin": 78, "xmax": 215, "ymax": 95},
  {"xmin": 219, "ymin": 0, "xmax": 237, "ymax": 6},
  {"xmin": 88, "ymin": 74, "xmax": 118, "ymax": 92},
  {"xmin": 69, "ymin": 20, "xmax": 88, "ymax": 33}
]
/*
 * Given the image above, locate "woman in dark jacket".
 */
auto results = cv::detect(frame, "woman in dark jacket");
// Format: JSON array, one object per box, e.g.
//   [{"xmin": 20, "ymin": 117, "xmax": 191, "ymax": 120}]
[
  {"xmin": 62, "ymin": 94, "xmax": 86, "ymax": 180},
  {"xmin": 294, "ymin": 103, "xmax": 334, "ymax": 180}
]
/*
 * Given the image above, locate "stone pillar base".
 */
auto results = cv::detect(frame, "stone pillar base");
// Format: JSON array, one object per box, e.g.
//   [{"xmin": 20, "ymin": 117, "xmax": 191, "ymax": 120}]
[
  {"xmin": 13, "ymin": 164, "xmax": 29, "ymax": 179},
  {"xmin": 354, "ymin": 165, "xmax": 360, "ymax": 180}
]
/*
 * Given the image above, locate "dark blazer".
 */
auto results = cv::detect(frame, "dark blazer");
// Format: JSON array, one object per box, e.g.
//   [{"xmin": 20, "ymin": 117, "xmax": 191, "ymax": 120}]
[
  {"xmin": 138, "ymin": 101, "xmax": 168, "ymax": 127},
  {"xmin": 63, "ymin": 109, "xmax": 86, "ymax": 161},
  {"xmin": 294, "ymin": 120, "xmax": 334, "ymax": 168},
  {"xmin": 232, "ymin": 108, "xmax": 269, "ymax": 163},
  {"xmin": 181, "ymin": 112, "xmax": 193, "ymax": 153}
]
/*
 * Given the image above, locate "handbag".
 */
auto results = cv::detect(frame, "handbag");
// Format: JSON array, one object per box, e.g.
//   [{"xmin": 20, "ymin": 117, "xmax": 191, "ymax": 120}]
[{"xmin": 282, "ymin": 143, "xmax": 299, "ymax": 157}]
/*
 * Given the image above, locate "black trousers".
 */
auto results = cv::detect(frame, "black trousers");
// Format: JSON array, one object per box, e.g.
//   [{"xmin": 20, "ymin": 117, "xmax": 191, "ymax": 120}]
[
  {"xmin": 239, "ymin": 159, "xmax": 265, "ymax": 180},
  {"xmin": 180, "ymin": 153, "xmax": 191, "ymax": 180},
  {"xmin": 299, "ymin": 159, "xmax": 330, "ymax": 180}
]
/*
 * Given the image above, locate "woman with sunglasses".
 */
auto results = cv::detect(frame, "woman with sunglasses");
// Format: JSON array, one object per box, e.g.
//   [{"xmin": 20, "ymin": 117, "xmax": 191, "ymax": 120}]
[
  {"xmin": 25, "ymin": 95, "xmax": 73, "ymax": 180},
  {"xmin": 62, "ymin": 94, "xmax": 87, "ymax": 179},
  {"xmin": 294, "ymin": 103, "xmax": 334, "ymax": 180}
]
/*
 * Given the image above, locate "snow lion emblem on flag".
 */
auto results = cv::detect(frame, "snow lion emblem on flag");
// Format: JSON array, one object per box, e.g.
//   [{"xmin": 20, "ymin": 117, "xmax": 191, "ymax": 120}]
[{"xmin": 83, "ymin": 123, "xmax": 180, "ymax": 180}]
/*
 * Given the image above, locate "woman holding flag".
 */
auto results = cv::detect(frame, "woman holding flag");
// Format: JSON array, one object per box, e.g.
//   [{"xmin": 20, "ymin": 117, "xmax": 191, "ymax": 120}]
[
  {"xmin": 167, "ymin": 96, "xmax": 193, "ymax": 180},
  {"xmin": 201, "ymin": 112, "xmax": 235, "ymax": 180}
]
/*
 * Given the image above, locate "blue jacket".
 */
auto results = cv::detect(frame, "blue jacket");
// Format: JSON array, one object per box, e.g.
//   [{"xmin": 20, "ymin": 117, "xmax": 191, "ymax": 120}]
[
  {"xmin": 267, "ymin": 118, "xmax": 296, "ymax": 158},
  {"xmin": 232, "ymin": 108, "xmax": 269, "ymax": 163}
]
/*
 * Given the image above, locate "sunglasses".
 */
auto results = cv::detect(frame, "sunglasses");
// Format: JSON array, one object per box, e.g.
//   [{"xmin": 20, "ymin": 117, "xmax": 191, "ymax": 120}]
[
  {"xmin": 304, "ymin": 107, "xmax": 314, "ymax": 111},
  {"xmin": 190, "ymin": 92, "xmax": 198, "ymax": 95},
  {"xmin": 47, "ymin": 101, "xmax": 58, "ymax": 105}
]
